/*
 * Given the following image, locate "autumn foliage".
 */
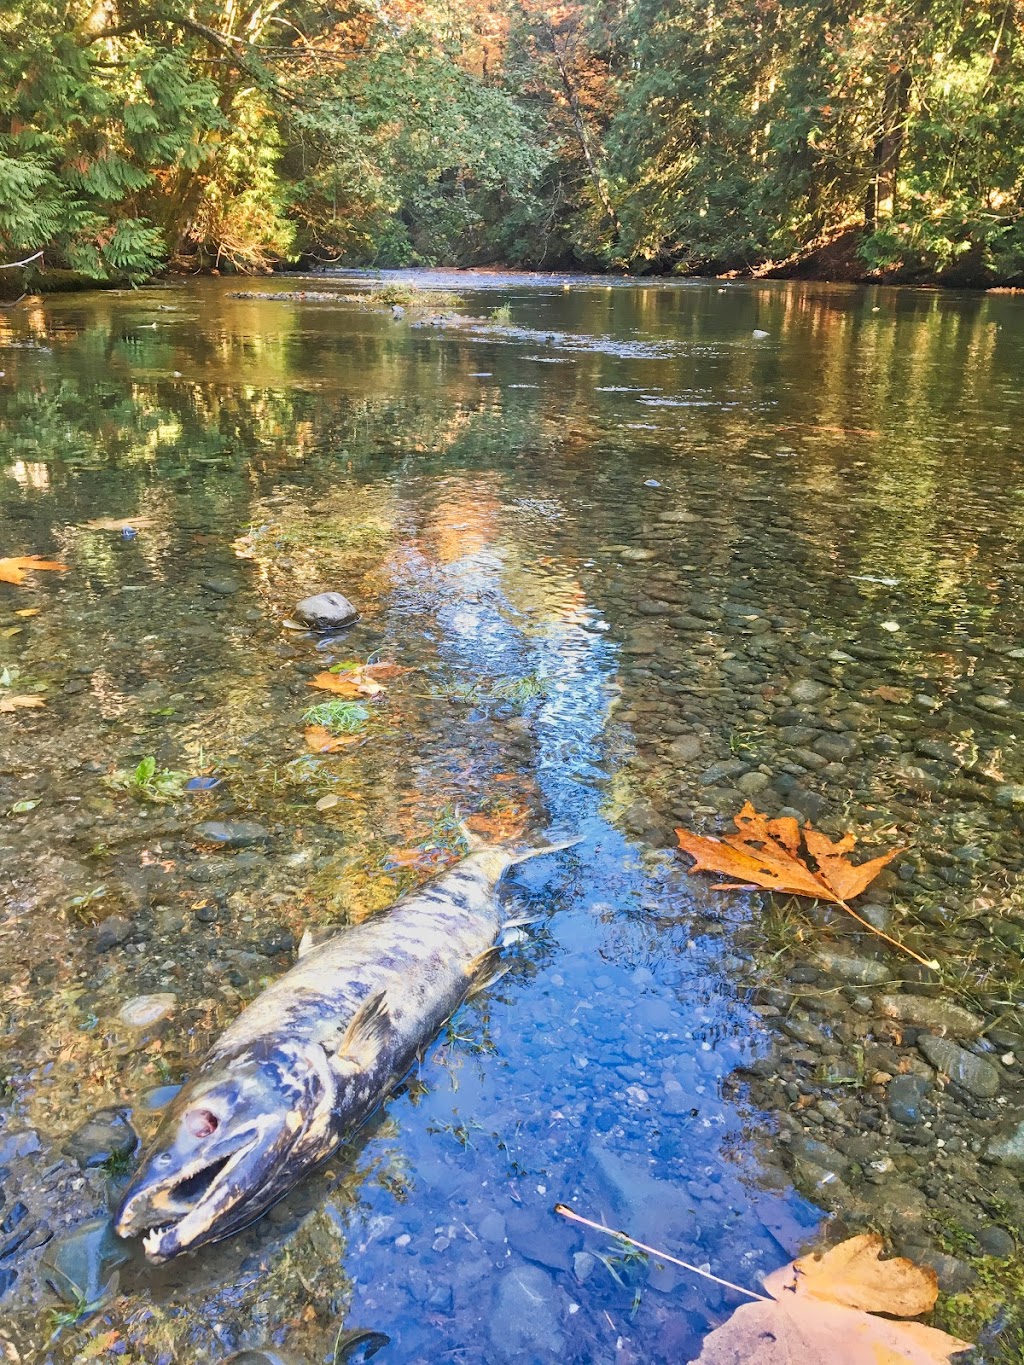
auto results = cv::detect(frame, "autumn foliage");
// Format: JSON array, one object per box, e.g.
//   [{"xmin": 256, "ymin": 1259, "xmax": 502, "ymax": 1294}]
[{"xmin": 675, "ymin": 804, "xmax": 933, "ymax": 967}]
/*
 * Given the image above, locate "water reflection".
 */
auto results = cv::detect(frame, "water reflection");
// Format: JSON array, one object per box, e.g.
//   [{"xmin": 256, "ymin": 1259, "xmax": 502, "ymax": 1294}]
[{"xmin": 0, "ymin": 276, "xmax": 1022, "ymax": 1360}]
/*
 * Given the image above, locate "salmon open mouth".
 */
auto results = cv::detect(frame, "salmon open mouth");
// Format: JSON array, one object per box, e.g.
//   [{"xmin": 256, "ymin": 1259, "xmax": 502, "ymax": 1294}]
[{"xmin": 118, "ymin": 1131, "xmax": 267, "ymax": 1262}]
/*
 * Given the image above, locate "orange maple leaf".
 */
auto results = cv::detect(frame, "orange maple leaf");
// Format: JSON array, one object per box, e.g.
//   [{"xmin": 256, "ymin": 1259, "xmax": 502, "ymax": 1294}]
[
  {"xmin": 0, "ymin": 555, "xmax": 69, "ymax": 586},
  {"xmin": 308, "ymin": 663, "xmax": 409, "ymax": 698},
  {"xmin": 304, "ymin": 725, "xmax": 362, "ymax": 753},
  {"xmin": 675, "ymin": 803, "xmax": 931, "ymax": 967}
]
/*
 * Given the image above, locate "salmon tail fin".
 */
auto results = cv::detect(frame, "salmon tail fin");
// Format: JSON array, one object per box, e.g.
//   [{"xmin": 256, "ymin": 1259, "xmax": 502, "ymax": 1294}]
[
  {"xmin": 506, "ymin": 836, "xmax": 582, "ymax": 865},
  {"xmin": 457, "ymin": 815, "xmax": 580, "ymax": 864}
]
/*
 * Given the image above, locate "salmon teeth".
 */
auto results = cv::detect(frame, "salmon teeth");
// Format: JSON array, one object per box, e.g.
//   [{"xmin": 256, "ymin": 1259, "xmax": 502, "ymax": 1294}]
[{"xmin": 143, "ymin": 1226, "xmax": 170, "ymax": 1256}]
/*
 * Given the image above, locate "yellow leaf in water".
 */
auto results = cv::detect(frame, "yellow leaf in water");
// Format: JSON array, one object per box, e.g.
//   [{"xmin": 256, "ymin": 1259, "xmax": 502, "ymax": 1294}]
[
  {"xmin": 697, "ymin": 1234, "xmax": 967, "ymax": 1365},
  {"xmin": 0, "ymin": 694, "xmax": 45, "ymax": 712},
  {"xmin": 14, "ymin": 607, "xmax": 41, "ymax": 618},
  {"xmin": 83, "ymin": 516, "xmax": 155, "ymax": 531},
  {"xmin": 304, "ymin": 725, "xmax": 361, "ymax": 754},
  {"xmin": 0, "ymin": 555, "xmax": 69, "ymax": 585},
  {"xmin": 309, "ymin": 670, "xmax": 382, "ymax": 698}
]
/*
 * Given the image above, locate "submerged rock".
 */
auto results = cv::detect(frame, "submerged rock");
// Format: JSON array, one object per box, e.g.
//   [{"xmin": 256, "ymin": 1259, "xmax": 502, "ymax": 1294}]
[
  {"xmin": 814, "ymin": 950, "xmax": 891, "ymax": 985},
  {"xmin": 119, "ymin": 993, "xmax": 177, "ymax": 1028},
  {"xmin": 985, "ymin": 1118, "xmax": 1024, "ymax": 1168},
  {"xmin": 93, "ymin": 915, "xmax": 134, "ymax": 952},
  {"xmin": 195, "ymin": 820, "xmax": 270, "ymax": 848},
  {"xmin": 917, "ymin": 1035, "xmax": 1001, "ymax": 1098},
  {"xmin": 875, "ymin": 994, "xmax": 983, "ymax": 1037},
  {"xmin": 489, "ymin": 1265, "xmax": 564, "ymax": 1360},
  {"xmin": 42, "ymin": 1217, "xmax": 129, "ymax": 1305},
  {"xmin": 293, "ymin": 592, "xmax": 359, "ymax": 631},
  {"xmin": 887, "ymin": 1074, "xmax": 932, "ymax": 1125},
  {"xmin": 64, "ymin": 1107, "xmax": 138, "ymax": 1169}
]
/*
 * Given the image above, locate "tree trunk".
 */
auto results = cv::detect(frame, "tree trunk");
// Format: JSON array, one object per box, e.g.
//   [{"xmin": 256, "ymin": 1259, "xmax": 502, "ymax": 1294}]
[{"xmin": 864, "ymin": 66, "xmax": 911, "ymax": 228}]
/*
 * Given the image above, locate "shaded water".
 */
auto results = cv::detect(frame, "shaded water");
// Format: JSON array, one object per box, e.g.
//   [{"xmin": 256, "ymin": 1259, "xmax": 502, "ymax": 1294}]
[{"xmin": 1, "ymin": 273, "xmax": 1023, "ymax": 1362}]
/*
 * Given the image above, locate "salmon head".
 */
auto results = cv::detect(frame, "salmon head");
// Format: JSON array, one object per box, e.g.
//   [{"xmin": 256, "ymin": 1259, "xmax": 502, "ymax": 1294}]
[{"xmin": 115, "ymin": 1040, "xmax": 337, "ymax": 1262}]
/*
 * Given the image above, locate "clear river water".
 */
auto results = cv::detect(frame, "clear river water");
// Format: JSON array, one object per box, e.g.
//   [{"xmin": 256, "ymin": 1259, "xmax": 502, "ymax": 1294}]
[{"xmin": 0, "ymin": 271, "xmax": 1023, "ymax": 1363}]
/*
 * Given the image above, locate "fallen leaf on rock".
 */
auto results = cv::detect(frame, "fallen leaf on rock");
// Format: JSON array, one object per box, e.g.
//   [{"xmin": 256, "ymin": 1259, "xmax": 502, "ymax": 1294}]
[
  {"xmin": 304, "ymin": 725, "xmax": 361, "ymax": 754},
  {"xmin": 83, "ymin": 516, "xmax": 155, "ymax": 531},
  {"xmin": 675, "ymin": 803, "xmax": 932, "ymax": 967},
  {"xmin": 0, "ymin": 694, "xmax": 45, "ymax": 712},
  {"xmin": 14, "ymin": 607, "xmax": 41, "ymax": 618},
  {"xmin": 697, "ymin": 1234, "xmax": 969, "ymax": 1365},
  {"xmin": 0, "ymin": 555, "xmax": 69, "ymax": 586}
]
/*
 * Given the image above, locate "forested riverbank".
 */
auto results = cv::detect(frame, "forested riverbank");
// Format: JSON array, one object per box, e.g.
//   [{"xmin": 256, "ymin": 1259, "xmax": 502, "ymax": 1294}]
[{"xmin": 3, "ymin": 0, "xmax": 1024, "ymax": 289}]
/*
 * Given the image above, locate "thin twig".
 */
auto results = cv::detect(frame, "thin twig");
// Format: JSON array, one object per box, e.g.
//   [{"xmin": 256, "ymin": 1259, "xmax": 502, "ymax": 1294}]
[
  {"xmin": 554, "ymin": 1204, "xmax": 771, "ymax": 1303},
  {"xmin": 0, "ymin": 251, "xmax": 44, "ymax": 270},
  {"xmin": 835, "ymin": 899, "xmax": 938, "ymax": 971}
]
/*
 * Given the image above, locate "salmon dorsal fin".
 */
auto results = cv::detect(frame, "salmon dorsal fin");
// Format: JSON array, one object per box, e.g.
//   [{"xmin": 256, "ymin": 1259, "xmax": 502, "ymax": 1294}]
[
  {"xmin": 337, "ymin": 991, "xmax": 391, "ymax": 1068},
  {"xmin": 298, "ymin": 926, "xmax": 341, "ymax": 959}
]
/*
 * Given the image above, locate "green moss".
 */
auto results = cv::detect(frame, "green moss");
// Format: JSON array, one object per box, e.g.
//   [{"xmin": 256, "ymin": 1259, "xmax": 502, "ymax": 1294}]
[{"xmin": 938, "ymin": 1253, "xmax": 1024, "ymax": 1363}]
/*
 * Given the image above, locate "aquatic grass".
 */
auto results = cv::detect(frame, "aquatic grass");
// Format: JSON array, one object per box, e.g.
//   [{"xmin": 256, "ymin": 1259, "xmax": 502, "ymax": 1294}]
[
  {"xmin": 489, "ymin": 302, "xmax": 513, "ymax": 323},
  {"xmin": 938, "ymin": 1253, "xmax": 1024, "ymax": 1365},
  {"xmin": 66, "ymin": 885, "xmax": 108, "ymax": 924},
  {"xmin": 492, "ymin": 673, "xmax": 547, "ymax": 705},
  {"xmin": 100, "ymin": 1147, "xmax": 136, "ymax": 1178},
  {"xmin": 428, "ymin": 672, "xmax": 547, "ymax": 708},
  {"xmin": 106, "ymin": 756, "xmax": 187, "ymax": 803},
  {"xmin": 302, "ymin": 700, "xmax": 371, "ymax": 733}
]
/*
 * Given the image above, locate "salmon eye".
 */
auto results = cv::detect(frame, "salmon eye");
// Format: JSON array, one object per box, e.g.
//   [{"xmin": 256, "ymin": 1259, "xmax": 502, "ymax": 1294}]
[{"xmin": 185, "ymin": 1108, "xmax": 219, "ymax": 1139}]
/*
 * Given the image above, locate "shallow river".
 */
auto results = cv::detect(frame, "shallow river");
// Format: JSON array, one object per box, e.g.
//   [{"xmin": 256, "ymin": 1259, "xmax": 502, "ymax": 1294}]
[{"xmin": 1, "ymin": 272, "xmax": 1023, "ymax": 1363}]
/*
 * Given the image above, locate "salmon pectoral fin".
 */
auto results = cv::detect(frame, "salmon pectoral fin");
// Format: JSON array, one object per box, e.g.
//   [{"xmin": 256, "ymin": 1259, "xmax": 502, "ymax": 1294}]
[
  {"xmin": 337, "ymin": 991, "xmax": 392, "ymax": 1069},
  {"xmin": 465, "ymin": 946, "xmax": 509, "ymax": 998}
]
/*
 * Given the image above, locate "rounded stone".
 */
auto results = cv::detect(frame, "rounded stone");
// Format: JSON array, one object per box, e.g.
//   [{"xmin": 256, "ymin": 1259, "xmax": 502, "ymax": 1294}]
[
  {"xmin": 195, "ymin": 820, "xmax": 270, "ymax": 848},
  {"xmin": 788, "ymin": 679, "xmax": 830, "ymax": 705},
  {"xmin": 293, "ymin": 592, "xmax": 359, "ymax": 631},
  {"xmin": 887, "ymin": 1074, "xmax": 932, "ymax": 1125},
  {"xmin": 119, "ymin": 993, "xmax": 177, "ymax": 1028},
  {"xmin": 977, "ymin": 1226, "xmax": 1015, "ymax": 1258},
  {"xmin": 63, "ymin": 1108, "xmax": 138, "ymax": 1169}
]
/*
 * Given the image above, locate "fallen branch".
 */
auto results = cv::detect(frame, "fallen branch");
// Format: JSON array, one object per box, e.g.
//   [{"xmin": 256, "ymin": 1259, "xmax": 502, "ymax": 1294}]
[
  {"xmin": 554, "ymin": 1204, "xmax": 771, "ymax": 1302},
  {"xmin": 0, "ymin": 250, "xmax": 44, "ymax": 270}
]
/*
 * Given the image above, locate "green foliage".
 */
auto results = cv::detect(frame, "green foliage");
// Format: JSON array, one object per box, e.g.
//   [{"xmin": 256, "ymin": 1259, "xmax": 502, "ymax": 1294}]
[
  {"xmin": 302, "ymin": 701, "xmax": 371, "ymax": 733},
  {"xmin": 3, "ymin": 0, "xmax": 1023, "ymax": 281},
  {"xmin": 107, "ymin": 756, "xmax": 187, "ymax": 802}
]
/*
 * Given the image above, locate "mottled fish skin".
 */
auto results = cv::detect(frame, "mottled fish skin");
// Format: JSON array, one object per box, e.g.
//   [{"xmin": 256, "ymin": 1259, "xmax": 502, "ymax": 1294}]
[{"xmin": 115, "ymin": 844, "xmax": 551, "ymax": 1262}]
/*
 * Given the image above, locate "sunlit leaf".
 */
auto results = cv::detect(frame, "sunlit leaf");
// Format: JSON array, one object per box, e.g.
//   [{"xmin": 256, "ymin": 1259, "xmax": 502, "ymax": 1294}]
[
  {"xmin": 0, "ymin": 555, "xmax": 69, "ymax": 586},
  {"xmin": 0, "ymin": 694, "xmax": 46, "ymax": 712},
  {"xmin": 675, "ymin": 803, "xmax": 923, "ymax": 964},
  {"xmin": 304, "ymin": 725, "xmax": 362, "ymax": 753},
  {"xmin": 698, "ymin": 1235, "xmax": 968, "ymax": 1364}
]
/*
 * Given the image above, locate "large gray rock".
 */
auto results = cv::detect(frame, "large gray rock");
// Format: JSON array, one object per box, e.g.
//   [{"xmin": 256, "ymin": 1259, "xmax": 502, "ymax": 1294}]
[
  {"xmin": 293, "ymin": 592, "xmax": 359, "ymax": 631},
  {"xmin": 917, "ymin": 1035, "xmax": 1001, "ymax": 1098}
]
